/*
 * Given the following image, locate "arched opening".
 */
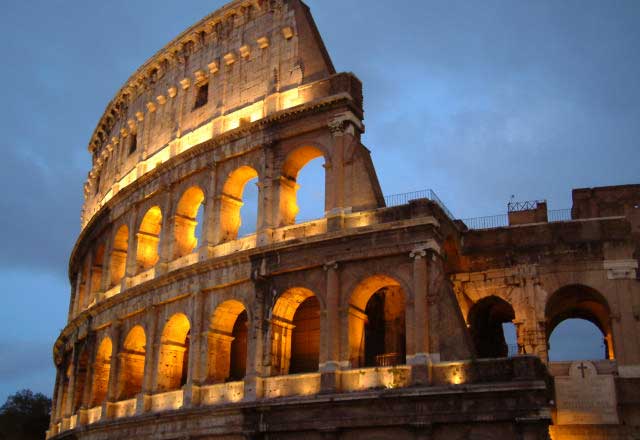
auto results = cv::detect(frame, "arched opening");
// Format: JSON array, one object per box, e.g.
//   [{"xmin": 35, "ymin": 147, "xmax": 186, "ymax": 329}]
[
  {"xmin": 271, "ymin": 288, "xmax": 320, "ymax": 375},
  {"xmin": 90, "ymin": 337, "xmax": 112, "ymax": 407},
  {"xmin": 117, "ymin": 326, "xmax": 146, "ymax": 400},
  {"xmin": 349, "ymin": 275, "xmax": 406, "ymax": 368},
  {"xmin": 89, "ymin": 244, "xmax": 105, "ymax": 305},
  {"xmin": 549, "ymin": 319, "xmax": 608, "ymax": 361},
  {"xmin": 546, "ymin": 285, "xmax": 613, "ymax": 361},
  {"xmin": 110, "ymin": 225, "xmax": 128, "ymax": 287},
  {"xmin": 467, "ymin": 296, "xmax": 516, "ymax": 358},
  {"xmin": 60, "ymin": 362, "xmax": 72, "ymax": 415},
  {"xmin": 157, "ymin": 313, "xmax": 191, "ymax": 392},
  {"xmin": 136, "ymin": 206, "xmax": 162, "ymax": 272},
  {"xmin": 208, "ymin": 300, "xmax": 248, "ymax": 383},
  {"xmin": 220, "ymin": 166, "xmax": 259, "ymax": 241},
  {"xmin": 280, "ymin": 146, "xmax": 325, "ymax": 225},
  {"xmin": 173, "ymin": 186, "xmax": 205, "ymax": 259},
  {"xmin": 72, "ymin": 346, "xmax": 90, "ymax": 413},
  {"xmin": 76, "ymin": 259, "xmax": 90, "ymax": 313}
]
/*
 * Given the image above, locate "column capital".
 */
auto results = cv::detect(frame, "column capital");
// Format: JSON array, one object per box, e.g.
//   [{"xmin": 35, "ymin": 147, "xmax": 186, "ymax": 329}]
[
  {"xmin": 410, "ymin": 240, "xmax": 441, "ymax": 259},
  {"xmin": 323, "ymin": 261, "xmax": 339, "ymax": 271}
]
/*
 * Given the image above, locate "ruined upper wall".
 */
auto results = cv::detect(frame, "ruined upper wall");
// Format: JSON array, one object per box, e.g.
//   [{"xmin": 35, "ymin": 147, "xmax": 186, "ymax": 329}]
[{"xmin": 82, "ymin": 0, "xmax": 338, "ymax": 227}]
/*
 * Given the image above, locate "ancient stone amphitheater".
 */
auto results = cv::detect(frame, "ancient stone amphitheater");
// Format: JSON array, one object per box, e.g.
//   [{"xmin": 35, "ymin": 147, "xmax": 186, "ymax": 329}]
[{"xmin": 49, "ymin": 1, "xmax": 640, "ymax": 439}]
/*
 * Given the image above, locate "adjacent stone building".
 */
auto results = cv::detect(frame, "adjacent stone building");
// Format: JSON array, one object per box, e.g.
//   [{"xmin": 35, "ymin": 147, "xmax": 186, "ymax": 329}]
[{"xmin": 48, "ymin": 1, "xmax": 640, "ymax": 439}]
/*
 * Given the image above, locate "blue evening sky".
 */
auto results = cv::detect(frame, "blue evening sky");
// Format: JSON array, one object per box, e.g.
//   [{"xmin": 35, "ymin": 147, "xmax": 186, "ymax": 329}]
[{"xmin": 0, "ymin": 0, "xmax": 638, "ymax": 402}]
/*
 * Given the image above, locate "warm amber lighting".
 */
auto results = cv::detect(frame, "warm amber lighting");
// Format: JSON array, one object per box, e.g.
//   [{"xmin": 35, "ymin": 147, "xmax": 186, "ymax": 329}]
[
  {"xmin": 219, "ymin": 166, "xmax": 259, "ymax": 241},
  {"xmin": 110, "ymin": 225, "xmax": 128, "ymax": 287},
  {"xmin": 91, "ymin": 337, "xmax": 112, "ymax": 407},
  {"xmin": 81, "ymin": 85, "xmax": 313, "ymax": 229},
  {"xmin": 136, "ymin": 206, "xmax": 162, "ymax": 272},
  {"xmin": 118, "ymin": 326, "xmax": 146, "ymax": 400},
  {"xmin": 157, "ymin": 314, "xmax": 191, "ymax": 392},
  {"xmin": 208, "ymin": 300, "xmax": 247, "ymax": 383},
  {"xmin": 174, "ymin": 186, "xmax": 205, "ymax": 259}
]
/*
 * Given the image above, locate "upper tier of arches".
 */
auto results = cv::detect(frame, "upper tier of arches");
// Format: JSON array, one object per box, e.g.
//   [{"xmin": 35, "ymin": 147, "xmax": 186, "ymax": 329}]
[{"xmin": 82, "ymin": 0, "xmax": 339, "ymax": 229}]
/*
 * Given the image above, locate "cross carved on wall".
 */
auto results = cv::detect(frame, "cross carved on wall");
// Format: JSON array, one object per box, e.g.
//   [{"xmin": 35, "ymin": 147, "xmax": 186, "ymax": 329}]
[{"xmin": 577, "ymin": 362, "xmax": 588, "ymax": 378}]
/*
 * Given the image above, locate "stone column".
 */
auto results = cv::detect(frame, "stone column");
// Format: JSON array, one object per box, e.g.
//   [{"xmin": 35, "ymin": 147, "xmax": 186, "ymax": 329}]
[
  {"xmin": 140, "ymin": 305, "xmax": 159, "ymax": 414},
  {"xmin": 184, "ymin": 293, "xmax": 204, "ymax": 407},
  {"xmin": 320, "ymin": 261, "xmax": 340, "ymax": 392},
  {"xmin": 245, "ymin": 283, "xmax": 267, "ymax": 400},
  {"xmin": 124, "ymin": 211, "xmax": 139, "ymax": 283},
  {"xmin": 156, "ymin": 191, "xmax": 174, "ymax": 275},
  {"xmin": 63, "ymin": 345, "xmax": 79, "ymax": 421},
  {"xmin": 52, "ymin": 368, "xmax": 65, "ymax": 424},
  {"xmin": 104, "ymin": 322, "xmax": 121, "ymax": 419},
  {"xmin": 199, "ymin": 165, "xmax": 218, "ymax": 259},
  {"xmin": 326, "ymin": 119, "xmax": 346, "ymax": 231},
  {"xmin": 409, "ymin": 249, "xmax": 430, "ymax": 385},
  {"xmin": 79, "ymin": 336, "xmax": 98, "ymax": 424},
  {"xmin": 256, "ymin": 146, "xmax": 276, "ymax": 247}
]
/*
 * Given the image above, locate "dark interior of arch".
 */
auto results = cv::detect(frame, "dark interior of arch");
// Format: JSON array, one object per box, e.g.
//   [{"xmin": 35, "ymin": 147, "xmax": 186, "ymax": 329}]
[
  {"xmin": 180, "ymin": 330, "xmax": 191, "ymax": 387},
  {"xmin": 229, "ymin": 311, "xmax": 248, "ymax": 381},
  {"xmin": 468, "ymin": 296, "xmax": 515, "ymax": 358},
  {"xmin": 289, "ymin": 296, "xmax": 320, "ymax": 374},
  {"xmin": 364, "ymin": 287, "xmax": 406, "ymax": 367}
]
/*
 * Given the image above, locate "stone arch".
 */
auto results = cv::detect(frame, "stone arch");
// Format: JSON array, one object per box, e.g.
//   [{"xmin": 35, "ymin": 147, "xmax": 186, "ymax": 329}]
[
  {"xmin": 545, "ymin": 284, "xmax": 614, "ymax": 360},
  {"xmin": 117, "ymin": 325, "xmax": 146, "ymax": 400},
  {"xmin": 173, "ymin": 186, "xmax": 205, "ymax": 259},
  {"xmin": 279, "ymin": 145, "xmax": 328, "ymax": 226},
  {"xmin": 270, "ymin": 287, "xmax": 321, "ymax": 375},
  {"xmin": 109, "ymin": 225, "xmax": 128, "ymax": 287},
  {"xmin": 76, "ymin": 257, "xmax": 90, "ymax": 313},
  {"xmin": 89, "ymin": 244, "xmax": 105, "ymax": 306},
  {"xmin": 219, "ymin": 165, "xmax": 259, "ymax": 241},
  {"xmin": 467, "ymin": 296, "xmax": 516, "ymax": 358},
  {"xmin": 90, "ymin": 337, "xmax": 112, "ymax": 407},
  {"xmin": 136, "ymin": 206, "xmax": 162, "ymax": 272},
  {"xmin": 348, "ymin": 274, "xmax": 407, "ymax": 368},
  {"xmin": 72, "ymin": 345, "xmax": 90, "ymax": 413},
  {"xmin": 157, "ymin": 313, "xmax": 191, "ymax": 392},
  {"xmin": 208, "ymin": 300, "xmax": 248, "ymax": 383}
]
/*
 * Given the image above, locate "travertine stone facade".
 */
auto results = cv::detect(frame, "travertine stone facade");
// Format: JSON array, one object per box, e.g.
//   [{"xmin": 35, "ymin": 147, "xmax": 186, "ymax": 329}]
[{"xmin": 50, "ymin": 1, "xmax": 639, "ymax": 439}]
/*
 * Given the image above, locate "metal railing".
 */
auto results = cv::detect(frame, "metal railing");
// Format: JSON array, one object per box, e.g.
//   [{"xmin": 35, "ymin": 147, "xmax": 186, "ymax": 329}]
[
  {"xmin": 507, "ymin": 199, "xmax": 546, "ymax": 212},
  {"xmin": 462, "ymin": 214, "xmax": 509, "ymax": 230},
  {"xmin": 375, "ymin": 352, "xmax": 405, "ymax": 367},
  {"xmin": 462, "ymin": 208, "xmax": 573, "ymax": 230},
  {"xmin": 384, "ymin": 189, "xmax": 455, "ymax": 220},
  {"xmin": 548, "ymin": 208, "xmax": 572, "ymax": 222}
]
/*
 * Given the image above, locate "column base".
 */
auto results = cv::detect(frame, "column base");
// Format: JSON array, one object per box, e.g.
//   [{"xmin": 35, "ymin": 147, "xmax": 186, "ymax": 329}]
[
  {"xmin": 244, "ymin": 375, "xmax": 264, "ymax": 400},
  {"xmin": 135, "ymin": 393, "xmax": 152, "ymax": 415}
]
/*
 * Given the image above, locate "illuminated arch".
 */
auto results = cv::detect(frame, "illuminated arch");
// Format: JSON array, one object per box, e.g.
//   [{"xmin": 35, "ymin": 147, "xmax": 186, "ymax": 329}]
[
  {"xmin": 348, "ymin": 274, "xmax": 406, "ymax": 367},
  {"xmin": 89, "ymin": 244, "xmax": 105, "ymax": 306},
  {"xmin": 279, "ymin": 146, "xmax": 326, "ymax": 226},
  {"xmin": 219, "ymin": 166, "xmax": 259, "ymax": 241},
  {"xmin": 117, "ymin": 326, "xmax": 146, "ymax": 400},
  {"xmin": 90, "ymin": 337, "xmax": 112, "ymax": 407},
  {"xmin": 467, "ymin": 296, "xmax": 516, "ymax": 358},
  {"xmin": 157, "ymin": 313, "xmax": 191, "ymax": 391},
  {"xmin": 271, "ymin": 287, "xmax": 320, "ymax": 375},
  {"xmin": 208, "ymin": 300, "xmax": 248, "ymax": 383},
  {"xmin": 173, "ymin": 186, "xmax": 205, "ymax": 259},
  {"xmin": 136, "ymin": 206, "xmax": 162, "ymax": 272},
  {"xmin": 109, "ymin": 225, "xmax": 128, "ymax": 287},
  {"xmin": 545, "ymin": 284, "xmax": 613, "ymax": 360}
]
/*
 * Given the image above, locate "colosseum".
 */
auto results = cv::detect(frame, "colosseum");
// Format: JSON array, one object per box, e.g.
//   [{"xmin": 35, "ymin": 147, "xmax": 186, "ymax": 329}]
[{"xmin": 48, "ymin": 1, "xmax": 640, "ymax": 439}]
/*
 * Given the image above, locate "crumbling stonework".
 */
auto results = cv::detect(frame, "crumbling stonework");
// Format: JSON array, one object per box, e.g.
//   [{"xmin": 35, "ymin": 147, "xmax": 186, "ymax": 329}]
[{"xmin": 49, "ymin": 1, "xmax": 640, "ymax": 439}]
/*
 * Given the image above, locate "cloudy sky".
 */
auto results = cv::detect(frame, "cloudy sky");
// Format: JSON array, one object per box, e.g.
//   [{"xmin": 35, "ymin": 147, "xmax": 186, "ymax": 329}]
[{"xmin": 0, "ymin": 0, "xmax": 638, "ymax": 402}]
